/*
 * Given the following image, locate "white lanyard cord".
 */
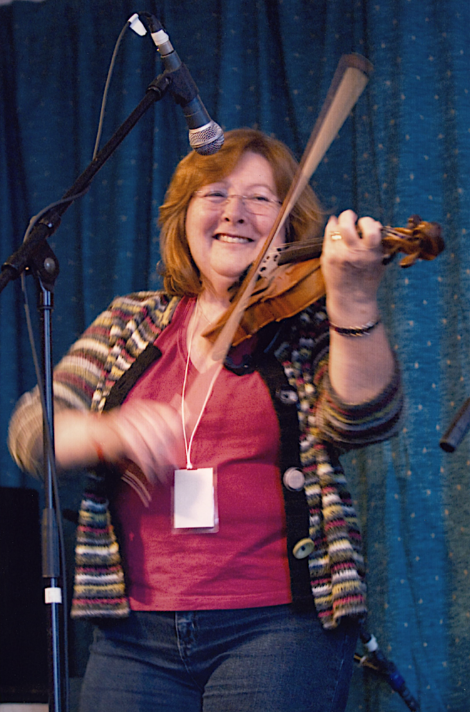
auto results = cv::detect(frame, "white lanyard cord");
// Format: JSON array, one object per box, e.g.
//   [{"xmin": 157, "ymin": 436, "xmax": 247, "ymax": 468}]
[{"xmin": 181, "ymin": 301, "xmax": 221, "ymax": 470}]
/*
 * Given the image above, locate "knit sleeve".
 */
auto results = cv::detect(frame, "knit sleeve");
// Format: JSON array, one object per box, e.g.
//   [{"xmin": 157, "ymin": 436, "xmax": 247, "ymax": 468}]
[
  {"xmin": 313, "ymin": 354, "xmax": 404, "ymax": 449},
  {"xmin": 8, "ymin": 291, "xmax": 175, "ymax": 475},
  {"xmin": 8, "ymin": 305, "xmax": 117, "ymax": 475}
]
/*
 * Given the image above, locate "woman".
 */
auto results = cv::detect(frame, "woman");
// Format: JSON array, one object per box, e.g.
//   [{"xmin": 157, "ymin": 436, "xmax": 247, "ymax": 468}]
[{"xmin": 8, "ymin": 128, "xmax": 402, "ymax": 712}]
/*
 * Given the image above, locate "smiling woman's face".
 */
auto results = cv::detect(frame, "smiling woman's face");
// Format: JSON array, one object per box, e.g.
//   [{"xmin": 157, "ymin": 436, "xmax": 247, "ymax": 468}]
[{"xmin": 185, "ymin": 151, "xmax": 284, "ymax": 297}]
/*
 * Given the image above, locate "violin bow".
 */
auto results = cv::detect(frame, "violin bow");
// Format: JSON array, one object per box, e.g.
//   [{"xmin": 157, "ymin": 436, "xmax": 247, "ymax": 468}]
[
  {"xmin": 182, "ymin": 54, "xmax": 373, "ymax": 430},
  {"xmin": 211, "ymin": 53, "xmax": 373, "ymax": 362}
]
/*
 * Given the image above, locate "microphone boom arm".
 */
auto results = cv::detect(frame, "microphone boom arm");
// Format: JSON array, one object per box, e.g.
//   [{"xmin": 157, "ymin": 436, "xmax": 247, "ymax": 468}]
[{"xmin": 0, "ymin": 70, "xmax": 173, "ymax": 293}]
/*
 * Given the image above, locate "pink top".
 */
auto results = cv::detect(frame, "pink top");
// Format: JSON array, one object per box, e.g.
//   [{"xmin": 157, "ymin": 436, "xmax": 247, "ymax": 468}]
[{"xmin": 114, "ymin": 297, "xmax": 292, "ymax": 610}]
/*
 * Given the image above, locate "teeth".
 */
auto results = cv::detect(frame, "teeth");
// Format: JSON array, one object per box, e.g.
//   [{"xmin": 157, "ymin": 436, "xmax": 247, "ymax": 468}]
[{"xmin": 217, "ymin": 234, "xmax": 251, "ymax": 243}]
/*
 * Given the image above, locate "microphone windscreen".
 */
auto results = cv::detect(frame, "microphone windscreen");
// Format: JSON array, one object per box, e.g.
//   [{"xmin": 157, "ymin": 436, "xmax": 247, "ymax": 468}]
[{"xmin": 189, "ymin": 122, "xmax": 225, "ymax": 155}]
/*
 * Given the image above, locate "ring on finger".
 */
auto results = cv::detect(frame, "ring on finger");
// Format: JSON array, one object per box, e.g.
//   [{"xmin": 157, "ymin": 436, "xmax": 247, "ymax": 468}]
[{"xmin": 330, "ymin": 231, "xmax": 342, "ymax": 241}]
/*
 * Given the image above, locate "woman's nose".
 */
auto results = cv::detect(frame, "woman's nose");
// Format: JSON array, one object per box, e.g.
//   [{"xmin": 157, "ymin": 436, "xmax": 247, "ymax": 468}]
[{"xmin": 221, "ymin": 195, "xmax": 246, "ymax": 222}]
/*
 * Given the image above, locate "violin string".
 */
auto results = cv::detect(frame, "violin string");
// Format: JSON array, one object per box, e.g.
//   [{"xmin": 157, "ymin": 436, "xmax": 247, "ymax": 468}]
[{"xmin": 381, "ymin": 227, "xmax": 412, "ymax": 239}]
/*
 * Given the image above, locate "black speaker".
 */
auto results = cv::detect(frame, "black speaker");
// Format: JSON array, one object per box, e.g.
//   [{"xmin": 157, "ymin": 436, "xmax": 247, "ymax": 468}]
[{"xmin": 0, "ymin": 486, "xmax": 48, "ymax": 702}]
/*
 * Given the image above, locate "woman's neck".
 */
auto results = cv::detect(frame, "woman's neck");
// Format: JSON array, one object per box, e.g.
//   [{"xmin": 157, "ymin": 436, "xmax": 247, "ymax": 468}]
[
  {"xmin": 196, "ymin": 289, "xmax": 231, "ymax": 324},
  {"xmin": 185, "ymin": 291, "xmax": 230, "ymax": 373}
]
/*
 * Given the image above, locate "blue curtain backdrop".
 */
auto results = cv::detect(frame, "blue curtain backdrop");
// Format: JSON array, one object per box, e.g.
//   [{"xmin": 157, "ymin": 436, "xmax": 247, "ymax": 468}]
[{"xmin": 0, "ymin": 0, "xmax": 468, "ymax": 710}]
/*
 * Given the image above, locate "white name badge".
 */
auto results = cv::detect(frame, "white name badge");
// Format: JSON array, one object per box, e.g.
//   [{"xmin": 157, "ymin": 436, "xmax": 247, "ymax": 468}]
[{"xmin": 173, "ymin": 467, "xmax": 217, "ymax": 531}]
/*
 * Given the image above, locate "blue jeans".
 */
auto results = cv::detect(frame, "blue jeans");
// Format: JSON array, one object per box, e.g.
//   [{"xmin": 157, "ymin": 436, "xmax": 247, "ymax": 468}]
[{"xmin": 79, "ymin": 605, "xmax": 359, "ymax": 712}]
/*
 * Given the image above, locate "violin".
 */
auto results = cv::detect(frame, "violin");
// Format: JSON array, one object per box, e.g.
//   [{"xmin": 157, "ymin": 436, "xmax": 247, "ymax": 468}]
[{"xmin": 202, "ymin": 214, "xmax": 445, "ymax": 347}]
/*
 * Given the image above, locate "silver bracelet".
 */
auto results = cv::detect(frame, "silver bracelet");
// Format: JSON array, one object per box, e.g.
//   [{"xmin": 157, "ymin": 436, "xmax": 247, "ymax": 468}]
[{"xmin": 329, "ymin": 317, "xmax": 381, "ymax": 337}]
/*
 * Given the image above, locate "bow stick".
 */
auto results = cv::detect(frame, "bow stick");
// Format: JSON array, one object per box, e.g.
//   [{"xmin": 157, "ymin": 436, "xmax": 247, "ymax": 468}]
[
  {"xmin": 211, "ymin": 53, "xmax": 373, "ymax": 361},
  {"xmin": 182, "ymin": 54, "xmax": 373, "ymax": 434}
]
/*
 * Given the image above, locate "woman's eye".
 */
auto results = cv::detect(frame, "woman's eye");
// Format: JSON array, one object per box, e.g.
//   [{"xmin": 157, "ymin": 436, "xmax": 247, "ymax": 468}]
[
  {"xmin": 250, "ymin": 194, "xmax": 270, "ymax": 203},
  {"xmin": 206, "ymin": 191, "xmax": 226, "ymax": 199}
]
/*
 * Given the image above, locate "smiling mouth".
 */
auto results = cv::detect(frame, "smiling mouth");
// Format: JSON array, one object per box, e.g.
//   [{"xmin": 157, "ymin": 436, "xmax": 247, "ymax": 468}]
[{"xmin": 215, "ymin": 233, "xmax": 253, "ymax": 244}]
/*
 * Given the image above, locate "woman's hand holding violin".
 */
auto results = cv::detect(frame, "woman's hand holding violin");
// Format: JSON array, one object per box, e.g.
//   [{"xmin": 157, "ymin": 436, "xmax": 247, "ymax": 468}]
[
  {"xmin": 320, "ymin": 210, "xmax": 385, "ymax": 327},
  {"xmin": 320, "ymin": 210, "xmax": 395, "ymax": 405}
]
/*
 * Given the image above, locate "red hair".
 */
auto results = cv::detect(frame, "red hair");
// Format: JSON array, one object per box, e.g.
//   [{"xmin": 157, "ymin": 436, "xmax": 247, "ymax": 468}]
[{"xmin": 158, "ymin": 128, "xmax": 323, "ymax": 296}]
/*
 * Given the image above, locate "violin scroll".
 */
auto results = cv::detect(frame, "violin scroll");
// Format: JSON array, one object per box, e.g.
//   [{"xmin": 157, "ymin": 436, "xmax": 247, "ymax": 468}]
[{"xmin": 381, "ymin": 214, "xmax": 445, "ymax": 267}]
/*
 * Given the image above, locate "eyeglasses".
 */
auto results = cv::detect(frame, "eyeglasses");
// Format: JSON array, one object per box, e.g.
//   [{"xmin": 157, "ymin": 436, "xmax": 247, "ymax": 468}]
[{"xmin": 193, "ymin": 189, "xmax": 282, "ymax": 217}]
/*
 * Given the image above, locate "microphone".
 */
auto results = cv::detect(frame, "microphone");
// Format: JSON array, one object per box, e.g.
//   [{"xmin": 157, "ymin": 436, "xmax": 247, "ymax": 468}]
[
  {"xmin": 440, "ymin": 397, "xmax": 470, "ymax": 452},
  {"xmin": 129, "ymin": 13, "xmax": 224, "ymax": 155}
]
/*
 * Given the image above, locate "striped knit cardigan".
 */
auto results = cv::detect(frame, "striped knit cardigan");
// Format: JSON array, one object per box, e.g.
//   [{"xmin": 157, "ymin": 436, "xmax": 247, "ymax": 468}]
[{"xmin": 8, "ymin": 291, "xmax": 403, "ymax": 630}]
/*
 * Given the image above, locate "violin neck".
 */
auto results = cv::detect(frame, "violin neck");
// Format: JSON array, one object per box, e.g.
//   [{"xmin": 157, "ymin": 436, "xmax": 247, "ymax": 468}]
[
  {"xmin": 277, "ymin": 227, "xmax": 406, "ymax": 266},
  {"xmin": 276, "ymin": 240, "xmax": 323, "ymax": 265}
]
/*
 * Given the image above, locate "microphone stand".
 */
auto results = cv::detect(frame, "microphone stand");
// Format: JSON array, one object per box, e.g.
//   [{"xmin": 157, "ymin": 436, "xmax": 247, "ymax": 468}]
[
  {"xmin": 0, "ymin": 69, "xmax": 180, "ymax": 712},
  {"xmin": 356, "ymin": 626, "xmax": 420, "ymax": 710}
]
